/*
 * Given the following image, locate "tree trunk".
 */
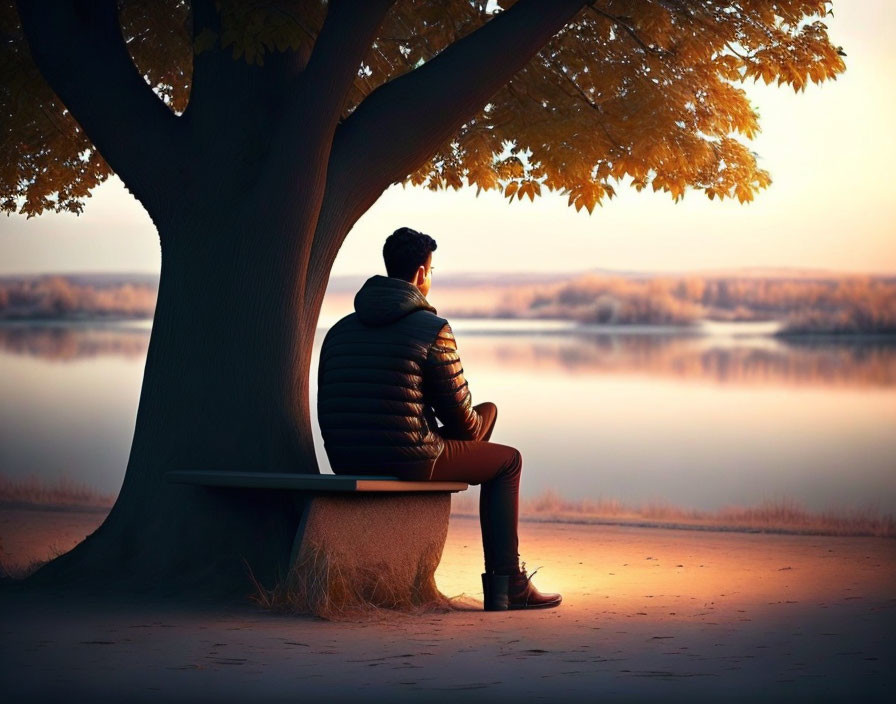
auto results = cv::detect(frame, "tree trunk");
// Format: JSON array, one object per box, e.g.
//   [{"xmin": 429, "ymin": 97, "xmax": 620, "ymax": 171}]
[{"xmin": 26, "ymin": 186, "xmax": 337, "ymax": 598}]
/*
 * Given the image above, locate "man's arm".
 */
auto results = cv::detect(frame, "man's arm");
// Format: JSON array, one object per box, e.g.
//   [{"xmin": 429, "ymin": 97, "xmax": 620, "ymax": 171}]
[{"xmin": 423, "ymin": 322, "xmax": 484, "ymax": 441}]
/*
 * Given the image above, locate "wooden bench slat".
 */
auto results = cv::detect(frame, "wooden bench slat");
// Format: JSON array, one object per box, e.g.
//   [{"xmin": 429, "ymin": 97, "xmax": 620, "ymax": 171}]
[{"xmin": 165, "ymin": 470, "xmax": 468, "ymax": 493}]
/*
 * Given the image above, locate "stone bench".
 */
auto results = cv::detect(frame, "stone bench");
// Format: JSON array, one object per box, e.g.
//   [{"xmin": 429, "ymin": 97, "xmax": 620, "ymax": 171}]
[{"xmin": 165, "ymin": 471, "xmax": 468, "ymax": 618}]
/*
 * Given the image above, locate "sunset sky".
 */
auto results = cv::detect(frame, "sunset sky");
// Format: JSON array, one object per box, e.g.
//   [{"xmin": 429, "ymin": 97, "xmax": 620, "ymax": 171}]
[{"xmin": 1, "ymin": 0, "xmax": 893, "ymax": 277}]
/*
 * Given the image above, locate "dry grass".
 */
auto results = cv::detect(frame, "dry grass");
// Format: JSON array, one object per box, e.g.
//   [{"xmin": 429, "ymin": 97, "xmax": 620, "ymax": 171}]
[
  {"xmin": 246, "ymin": 542, "xmax": 461, "ymax": 621},
  {"xmin": 452, "ymin": 489, "xmax": 896, "ymax": 538},
  {"xmin": 4, "ymin": 475, "xmax": 891, "ymax": 538},
  {"xmin": 0, "ymin": 476, "xmax": 116, "ymax": 510},
  {"xmin": 0, "ymin": 533, "xmax": 56, "ymax": 582},
  {"xmin": 0, "ymin": 556, "xmax": 49, "ymax": 582}
]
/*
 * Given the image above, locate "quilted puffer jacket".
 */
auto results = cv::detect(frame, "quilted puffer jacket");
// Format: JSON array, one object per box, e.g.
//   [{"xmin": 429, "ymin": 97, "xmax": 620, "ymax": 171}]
[{"xmin": 317, "ymin": 274, "xmax": 484, "ymax": 480}]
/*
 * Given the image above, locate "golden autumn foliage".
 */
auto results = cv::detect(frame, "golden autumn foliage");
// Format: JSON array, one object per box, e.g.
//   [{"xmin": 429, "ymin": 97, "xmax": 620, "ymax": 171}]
[{"xmin": 1, "ymin": 0, "xmax": 845, "ymax": 218}]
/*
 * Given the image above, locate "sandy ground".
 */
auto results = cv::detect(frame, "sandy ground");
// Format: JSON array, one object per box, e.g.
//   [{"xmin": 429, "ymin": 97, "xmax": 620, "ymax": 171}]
[{"xmin": 1, "ymin": 507, "xmax": 894, "ymax": 702}]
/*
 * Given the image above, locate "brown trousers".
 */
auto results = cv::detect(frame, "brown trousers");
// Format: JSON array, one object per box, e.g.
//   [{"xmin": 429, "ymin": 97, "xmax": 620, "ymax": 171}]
[{"xmin": 430, "ymin": 402, "xmax": 521, "ymax": 574}]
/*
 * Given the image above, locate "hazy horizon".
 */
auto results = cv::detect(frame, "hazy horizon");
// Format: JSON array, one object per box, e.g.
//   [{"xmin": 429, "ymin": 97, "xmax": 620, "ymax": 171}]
[{"xmin": 3, "ymin": 264, "xmax": 896, "ymax": 282}]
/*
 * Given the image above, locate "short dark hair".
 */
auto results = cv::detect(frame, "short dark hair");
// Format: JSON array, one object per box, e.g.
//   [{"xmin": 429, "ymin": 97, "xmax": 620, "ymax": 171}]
[{"xmin": 383, "ymin": 227, "xmax": 437, "ymax": 282}]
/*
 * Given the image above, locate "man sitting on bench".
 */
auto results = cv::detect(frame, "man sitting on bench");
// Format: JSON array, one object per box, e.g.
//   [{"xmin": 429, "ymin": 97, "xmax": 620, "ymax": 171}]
[{"xmin": 317, "ymin": 226, "xmax": 561, "ymax": 611}]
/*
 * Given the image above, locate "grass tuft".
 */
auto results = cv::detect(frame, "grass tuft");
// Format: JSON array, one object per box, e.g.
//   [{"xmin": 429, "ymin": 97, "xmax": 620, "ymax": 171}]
[
  {"xmin": 246, "ymin": 542, "xmax": 457, "ymax": 621},
  {"xmin": 0, "ymin": 476, "xmax": 115, "ymax": 510},
  {"xmin": 452, "ymin": 490, "xmax": 895, "ymax": 537}
]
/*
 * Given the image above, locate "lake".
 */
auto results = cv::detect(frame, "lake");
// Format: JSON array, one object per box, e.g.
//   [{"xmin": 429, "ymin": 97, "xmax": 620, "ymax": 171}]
[{"xmin": 0, "ymin": 318, "xmax": 894, "ymax": 514}]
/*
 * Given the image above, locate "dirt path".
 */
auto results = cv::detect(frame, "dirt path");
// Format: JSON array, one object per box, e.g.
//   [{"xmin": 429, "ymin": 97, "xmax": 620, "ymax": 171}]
[{"xmin": 1, "ymin": 510, "xmax": 894, "ymax": 701}]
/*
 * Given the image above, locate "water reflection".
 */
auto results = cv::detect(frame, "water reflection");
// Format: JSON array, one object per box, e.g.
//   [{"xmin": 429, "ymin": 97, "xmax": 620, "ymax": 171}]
[
  {"xmin": 463, "ymin": 334, "xmax": 896, "ymax": 388},
  {"xmin": 0, "ymin": 322, "xmax": 149, "ymax": 361},
  {"xmin": 1, "ymin": 321, "xmax": 893, "ymax": 512},
  {"xmin": 1, "ymin": 321, "xmax": 893, "ymax": 388}
]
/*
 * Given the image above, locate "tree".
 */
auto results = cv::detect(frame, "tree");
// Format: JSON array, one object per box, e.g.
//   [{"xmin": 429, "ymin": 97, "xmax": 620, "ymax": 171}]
[{"xmin": 2, "ymin": 0, "xmax": 846, "ymax": 595}]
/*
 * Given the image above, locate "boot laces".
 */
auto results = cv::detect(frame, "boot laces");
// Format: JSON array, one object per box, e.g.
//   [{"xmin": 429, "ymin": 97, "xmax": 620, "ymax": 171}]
[{"xmin": 520, "ymin": 560, "xmax": 543, "ymax": 584}]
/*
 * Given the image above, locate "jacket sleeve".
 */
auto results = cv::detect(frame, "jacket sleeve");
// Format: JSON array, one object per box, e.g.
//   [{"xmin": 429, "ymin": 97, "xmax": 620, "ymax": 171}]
[{"xmin": 423, "ymin": 322, "xmax": 483, "ymax": 440}]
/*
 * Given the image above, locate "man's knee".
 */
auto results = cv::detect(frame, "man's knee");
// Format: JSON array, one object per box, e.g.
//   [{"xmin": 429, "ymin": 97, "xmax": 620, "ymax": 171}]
[
  {"xmin": 476, "ymin": 401, "xmax": 497, "ymax": 423},
  {"xmin": 504, "ymin": 447, "xmax": 522, "ymax": 476}
]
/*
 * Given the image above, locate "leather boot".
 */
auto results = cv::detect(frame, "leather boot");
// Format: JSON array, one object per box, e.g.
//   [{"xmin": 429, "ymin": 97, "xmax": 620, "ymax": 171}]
[
  {"xmin": 507, "ymin": 566, "xmax": 562, "ymax": 610},
  {"xmin": 481, "ymin": 572, "xmax": 510, "ymax": 611},
  {"xmin": 482, "ymin": 565, "xmax": 562, "ymax": 611}
]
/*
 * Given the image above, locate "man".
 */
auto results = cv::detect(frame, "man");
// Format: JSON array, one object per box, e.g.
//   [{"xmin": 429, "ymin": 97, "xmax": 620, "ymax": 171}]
[{"xmin": 317, "ymin": 226, "xmax": 561, "ymax": 611}]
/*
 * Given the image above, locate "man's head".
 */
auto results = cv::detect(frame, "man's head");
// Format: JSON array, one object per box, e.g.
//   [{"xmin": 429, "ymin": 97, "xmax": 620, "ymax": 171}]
[{"xmin": 383, "ymin": 226, "xmax": 437, "ymax": 297}]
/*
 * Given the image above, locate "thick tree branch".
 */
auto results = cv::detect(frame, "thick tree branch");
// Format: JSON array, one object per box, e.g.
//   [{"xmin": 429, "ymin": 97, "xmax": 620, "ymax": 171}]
[
  {"xmin": 332, "ymin": 0, "xmax": 589, "ymax": 192},
  {"xmin": 183, "ymin": 0, "xmax": 312, "ymax": 144},
  {"xmin": 180, "ymin": 0, "xmax": 315, "ymax": 208},
  {"xmin": 15, "ymin": 0, "xmax": 182, "ymax": 219},
  {"xmin": 305, "ymin": 0, "xmax": 591, "ymax": 298},
  {"xmin": 254, "ymin": 0, "xmax": 396, "ymax": 203},
  {"xmin": 296, "ymin": 0, "xmax": 396, "ymax": 127}
]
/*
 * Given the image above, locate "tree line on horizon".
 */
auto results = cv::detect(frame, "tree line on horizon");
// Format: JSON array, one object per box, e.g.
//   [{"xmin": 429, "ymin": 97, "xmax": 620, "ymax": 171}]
[
  {"xmin": 0, "ymin": 275, "xmax": 156, "ymax": 320},
  {"xmin": 458, "ymin": 273, "xmax": 896, "ymax": 334},
  {"xmin": 1, "ymin": 271, "xmax": 894, "ymax": 334}
]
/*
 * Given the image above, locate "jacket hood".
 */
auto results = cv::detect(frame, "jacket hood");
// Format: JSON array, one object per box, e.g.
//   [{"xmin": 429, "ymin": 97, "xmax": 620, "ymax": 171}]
[{"xmin": 354, "ymin": 274, "xmax": 437, "ymax": 326}]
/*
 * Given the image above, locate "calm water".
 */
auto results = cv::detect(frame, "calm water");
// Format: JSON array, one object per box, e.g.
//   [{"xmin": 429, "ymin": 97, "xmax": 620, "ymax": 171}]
[{"xmin": 1, "ymin": 318, "xmax": 894, "ymax": 514}]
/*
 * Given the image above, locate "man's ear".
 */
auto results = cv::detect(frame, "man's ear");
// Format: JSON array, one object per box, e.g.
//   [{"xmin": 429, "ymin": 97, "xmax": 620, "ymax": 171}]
[{"xmin": 414, "ymin": 265, "xmax": 425, "ymax": 285}]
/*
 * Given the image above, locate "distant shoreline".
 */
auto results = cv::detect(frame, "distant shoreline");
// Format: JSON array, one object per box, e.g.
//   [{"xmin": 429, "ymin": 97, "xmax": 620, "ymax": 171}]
[{"xmin": 3, "ymin": 271, "xmax": 895, "ymax": 334}]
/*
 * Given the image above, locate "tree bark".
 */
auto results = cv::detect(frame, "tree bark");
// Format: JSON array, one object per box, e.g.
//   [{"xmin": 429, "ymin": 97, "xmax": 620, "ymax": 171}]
[{"xmin": 25, "ymin": 198, "xmax": 330, "ymax": 594}]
